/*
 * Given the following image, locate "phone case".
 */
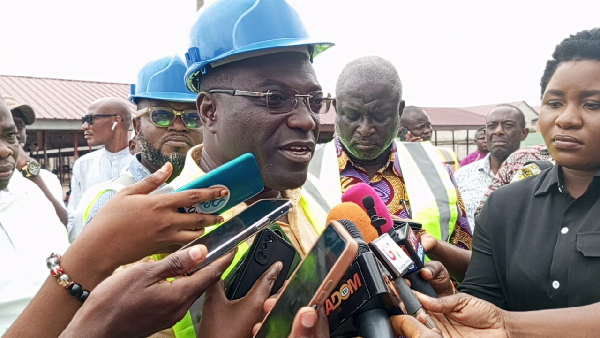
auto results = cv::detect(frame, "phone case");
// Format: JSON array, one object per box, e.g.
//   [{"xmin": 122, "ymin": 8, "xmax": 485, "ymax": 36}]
[
  {"xmin": 175, "ymin": 152, "xmax": 264, "ymax": 215},
  {"xmin": 226, "ymin": 228, "xmax": 297, "ymax": 300},
  {"xmin": 254, "ymin": 220, "xmax": 358, "ymax": 338},
  {"xmin": 180, "ymin": 199, "xmax": 292, "ymax": 275}
]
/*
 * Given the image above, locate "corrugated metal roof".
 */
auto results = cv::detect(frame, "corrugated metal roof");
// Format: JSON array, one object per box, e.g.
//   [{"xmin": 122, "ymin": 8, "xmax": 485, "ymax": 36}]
[{"xmin": 0, "ymin": 75, "xmax": 131, "ymax": 120}]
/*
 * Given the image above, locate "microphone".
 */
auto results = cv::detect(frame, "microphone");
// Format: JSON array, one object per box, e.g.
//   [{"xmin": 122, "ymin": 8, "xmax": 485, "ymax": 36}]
[
  {"xmin": 328, "ymin": 217, "xmax": 397, "ymax": 338},
  {"xmin": 346, "ymin": 184, "xmax": 438, "ymax": 298},
  {"xmin": 342, "ymin": 183, "xmax": 393, "ymax": 234}
]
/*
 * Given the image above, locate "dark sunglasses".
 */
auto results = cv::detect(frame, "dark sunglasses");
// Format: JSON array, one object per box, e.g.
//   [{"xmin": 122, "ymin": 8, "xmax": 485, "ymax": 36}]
[
  {"xmin": 82, "ymin": 114, "xmax": 117, "ymax": 125},
  {"xmin": 137, "ymin": 107, "xmax": 201, "ymax": 129}
]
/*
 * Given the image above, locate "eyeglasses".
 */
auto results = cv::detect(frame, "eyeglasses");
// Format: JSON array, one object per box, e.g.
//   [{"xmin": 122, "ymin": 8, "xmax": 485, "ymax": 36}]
[
  {"xmin": 208, "ymin": 89, "xmax": 333, "ymax": 114},
  {"xmin": 81, "ymin": 114, "xmax": 117, "ymax": 125},
  {"xmin": 137, "ymin": 107, "xmax": 201, "ymax": 129}
]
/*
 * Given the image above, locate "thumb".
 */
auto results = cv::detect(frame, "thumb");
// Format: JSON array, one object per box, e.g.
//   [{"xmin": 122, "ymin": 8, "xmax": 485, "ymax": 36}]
[
  {"xmin": 390, "ymin": 314, "xmax": 441, "ymax": 338},
  {"xmin": 288, "ymin": 307, "xmax": 320, "ymax": 338},
  {"xmin": 123, "ymin": 162, "xmax": 173, "ymax": 195},
  {"xmin": 244, "ymin": 261, "xmax": 283, "ymax": 306},
  {"xmin": 151, "ymin": 244, "xmax": 208, "ymax": 280}
]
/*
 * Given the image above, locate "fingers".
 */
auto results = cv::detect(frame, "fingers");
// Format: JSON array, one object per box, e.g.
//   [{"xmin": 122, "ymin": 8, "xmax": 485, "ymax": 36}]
[
  {"xmin": 390, "ymin": 315, "xmax": 441, "ymax": 338},
  {"xmin": 152, "ymin": 244, "xmax": 208, "ymax": 280},
  {"xmin": 244, "ymin": 261, "xmax": 283, "ymax": 307},
  {"xmin": 122, "ymin": 162, "xmax": 173, "ymax": 195},
  {"xmin": 288, "ymin": 307, "xmax": 320, "ymax": 338},
  {"xmin": 420, "ymin": 261, "xmax": 453, "ymax": 296},
  {"xmin": 262, "ymin": 298, "xmax": 278, "ymax": 314},
  {"xmin": 170, "ymin": 213, "xmax": 223, "ymax": 232},
  {"xmin": 162, "ymin": 187, "xmax": 229, "ymax": 209},
  {"xmin": 417, "ymin": 292, "xmax": 468, "ymax": 314},
  {"xmin": 178, "ymin": 249, "xmax": 237, "ymax": 300}
]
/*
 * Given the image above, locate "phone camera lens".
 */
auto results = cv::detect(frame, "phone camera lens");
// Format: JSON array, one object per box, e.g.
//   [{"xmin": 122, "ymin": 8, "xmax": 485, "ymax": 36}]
[{"xmin": 261, "ymin": 243, "xmax": 268, "ymax": 249}]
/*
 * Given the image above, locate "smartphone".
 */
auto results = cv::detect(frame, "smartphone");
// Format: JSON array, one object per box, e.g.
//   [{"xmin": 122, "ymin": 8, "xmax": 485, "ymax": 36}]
[
  {"xmin": 175, "ymin": 152, "xmax": 264, "ymax": 215},
  {"xmin": 254, "ymin": 221, "xmax": 358, "ymax": 338},
  {"xmin": 226, "ymin": 228, "xmax": 297, "ymax": 300},
  {"xmin": 398, "ymin": 127, "xmax": 410, "ymax": 142},
  {"xmin": 179, "ymin": 199, "xmax": 292, "ymax": 275}
]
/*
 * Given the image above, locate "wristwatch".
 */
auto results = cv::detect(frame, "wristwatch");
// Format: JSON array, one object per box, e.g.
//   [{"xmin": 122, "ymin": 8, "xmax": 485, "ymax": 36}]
[{"xmin": 21, "ymin": 160, "xmax": 41, "ymax": 177}]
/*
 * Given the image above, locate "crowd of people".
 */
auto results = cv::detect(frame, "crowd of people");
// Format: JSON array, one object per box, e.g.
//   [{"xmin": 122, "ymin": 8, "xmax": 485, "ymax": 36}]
[{"xmin": 1, "ymin": 0, "xmax": 599, "ymax": 337}]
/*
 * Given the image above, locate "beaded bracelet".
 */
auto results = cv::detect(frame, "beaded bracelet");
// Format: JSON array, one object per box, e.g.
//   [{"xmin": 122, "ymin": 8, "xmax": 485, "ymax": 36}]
[{"xmin": 46, "ymin": 253, "xmax": 90, "ymax": 302}]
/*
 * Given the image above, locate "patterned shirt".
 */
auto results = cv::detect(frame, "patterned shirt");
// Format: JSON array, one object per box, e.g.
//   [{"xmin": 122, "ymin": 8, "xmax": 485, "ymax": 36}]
[
  {"xmin": 335, "ymin": 138, "xmax": 472, "ymax": 250},
  {"xmin": 454, "ymin": 154, "xmax": 495, "ymax": 231},
  {"xmin": 477, "ymin": 144, "xmax": 552, "ymax": 213}
]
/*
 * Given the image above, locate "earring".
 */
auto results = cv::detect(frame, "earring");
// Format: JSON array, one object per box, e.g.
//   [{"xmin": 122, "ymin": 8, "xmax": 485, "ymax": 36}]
[{"xmin": 111, "ymin": 121, "xmax": 118, "ymax": 131}]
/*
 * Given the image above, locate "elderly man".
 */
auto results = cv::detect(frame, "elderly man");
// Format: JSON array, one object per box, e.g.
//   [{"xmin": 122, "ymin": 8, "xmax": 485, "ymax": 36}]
[
  {"xmin": 0, "ymin": 98, "xmax": 69, "ymax": 334},
  {"xmin": 69, "ymin": 55, "xmax": 203, "ymax": 242},
  {"xmin": 454, "ymin": 104, "xmax": 529, "ymax": 229},
  {"xmin": 310, "ymin": 57, "xmax": 471, "ymax": 281},
  {"xmin": 400, "ymin": 105, "xmax": 459, "ymax": 171},
  {"xmin": 3, "ymin": 96, "xmax": 67, "ymax": 224},
  {"xmin": 460, "ymin": 126, "xmax": 488, "ymax": 167},
  {"xmin": 67, "ymin": 97, "xmax": 133, "ymax": 231}
]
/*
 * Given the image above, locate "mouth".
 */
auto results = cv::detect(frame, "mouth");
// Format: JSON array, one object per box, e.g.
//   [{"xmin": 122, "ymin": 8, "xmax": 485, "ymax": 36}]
[
  {"xmin": 163, "ymin": 135, "xmax": 193, "ymax": 148},
  {"xmin": 279, "ymin": 142, "xmax": 314, "ymax": 164},
  {"xmin": 83, "ymin": 133, "xmax": 92, "ymax": 139},
  {"xmin": 0, "ymin": 164, "xmax": 14, "ymax": 179},
  {"xmin": 553, "ymin": 134, "xmax": 583, "ymax": 150}
]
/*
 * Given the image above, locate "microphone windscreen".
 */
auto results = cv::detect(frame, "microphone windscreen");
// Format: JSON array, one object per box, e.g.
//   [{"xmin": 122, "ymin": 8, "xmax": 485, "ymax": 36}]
[
  {"xmin": 327, "ymin": 202, "xmax": 379, "ymax": 244},
  {"xmin": 342, "ymin": 183, "xmax": 394, "ymax": 234},
  {"xmin": 337, "ymin": 219, "xmax": 370, "ymax": 255}
]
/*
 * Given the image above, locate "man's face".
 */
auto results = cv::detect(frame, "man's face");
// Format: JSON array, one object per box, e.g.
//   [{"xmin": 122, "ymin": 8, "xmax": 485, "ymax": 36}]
[
  {"xmin": 486, "ymin": 107, "xmax": 527, "ymax": 162},
  {"xmin": 11, "ymin": 113, "xmax": 26, "ymax": 144},
  {"xmin": 202, "ymin": 53, "xmax": 321, "ymax": 192},
  {"xmin": 335, "ymin": 81, "xmax": 401, "ymax": 160},
  {"xmin": 83, "ymin": 104, "xmax": 118, "ymax": 146},
  {"xmin": 539, "ymin": 60, "xmax": 600, "ymax": 171},
  {"xmin": 404, "ymin": 111, "xmax": 432, "ymax": 141},
  {"xmin": 475, "ymin": 130, "xmax": 488, "ymax": 153},
  {"xmin": 136, "ymin": 99, "xmax": 202, "ymax": 173},
  {"xmin": 0, "ymin": 103, "xmax": 19, "ymax": 190}
]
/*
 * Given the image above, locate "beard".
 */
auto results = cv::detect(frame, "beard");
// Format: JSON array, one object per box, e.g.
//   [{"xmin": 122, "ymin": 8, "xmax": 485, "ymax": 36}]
[
  {"xmin": 137, "ymin": 130, "xmax": 186, "ymax": 173},
  {"xmin": 335, "ymin": 124, "xmax": 395, "ymax": 161}
]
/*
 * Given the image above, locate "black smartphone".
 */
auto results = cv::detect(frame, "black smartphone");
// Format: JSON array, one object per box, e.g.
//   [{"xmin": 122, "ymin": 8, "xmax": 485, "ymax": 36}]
[
  {"xmin": 398, "ymin": 127, "xmax": 410, "ymax": 141},
  {"xmin": 179, "ymin": 199, "xmax": 292, "ymax": 275},
  {"xmin": 226, "ymin": 228, "xmax": 297, "ymax": 300}
]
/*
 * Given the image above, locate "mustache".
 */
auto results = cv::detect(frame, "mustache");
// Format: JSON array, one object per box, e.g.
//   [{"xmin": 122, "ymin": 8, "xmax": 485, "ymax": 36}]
[{"xmin": 351, "ymin": 135, "xmax": 382, "ymax": 144}]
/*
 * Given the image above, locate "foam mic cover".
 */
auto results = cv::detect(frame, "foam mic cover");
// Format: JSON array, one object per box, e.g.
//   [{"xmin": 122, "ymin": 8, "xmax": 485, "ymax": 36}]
[
  {"xmin": 327, "ymin": 202, "xmax": 379, "ymax": 244},
  {"xmin": 342, "ymin": 183, "xmax": 394, "ymax": 234}
]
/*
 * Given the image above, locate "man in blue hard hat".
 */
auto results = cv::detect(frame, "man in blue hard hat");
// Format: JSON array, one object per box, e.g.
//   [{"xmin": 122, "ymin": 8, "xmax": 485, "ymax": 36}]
[{"xmin": 68, "ymin": 55, "xmax": 206, "ymax": 241}]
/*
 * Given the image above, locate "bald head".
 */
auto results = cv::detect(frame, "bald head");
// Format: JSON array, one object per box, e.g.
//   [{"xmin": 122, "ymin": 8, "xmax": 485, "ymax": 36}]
[
  {"xmin": 336, "ymin": 56, "xmax": 402, "ymax": 100},
  {"xmin": 400, "ymin": 105, "xmax": 433, "ymax": 141},
  {"xmin": 88, "ymin": 97, "xmax": 132, "ymax": 130}
]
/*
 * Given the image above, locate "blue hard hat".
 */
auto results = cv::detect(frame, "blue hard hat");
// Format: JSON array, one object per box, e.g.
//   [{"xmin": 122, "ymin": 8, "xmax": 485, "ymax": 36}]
[
  {"xmin": 184, "ymin": 0, "xmax": 334, "ymax": 93},
  {"xmin": 130, "ymin": 55, "xmax": 198, "ymax": 104}
]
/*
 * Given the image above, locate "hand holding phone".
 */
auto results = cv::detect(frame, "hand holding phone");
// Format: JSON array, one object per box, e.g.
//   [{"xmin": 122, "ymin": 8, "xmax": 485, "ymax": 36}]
[{"xmin": 253, "ymin": 221, "xmax": 358, "ymax": 338}]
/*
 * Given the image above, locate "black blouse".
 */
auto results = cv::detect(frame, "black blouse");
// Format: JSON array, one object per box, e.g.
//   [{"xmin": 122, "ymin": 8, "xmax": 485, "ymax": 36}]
[{"xmin": 458, "ymin": 165, "xmax": 600, "ymax": 311}]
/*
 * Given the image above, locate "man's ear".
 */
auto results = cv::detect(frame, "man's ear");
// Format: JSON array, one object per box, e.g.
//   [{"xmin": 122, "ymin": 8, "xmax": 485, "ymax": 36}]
[
  {"xmin": 133, "ymin": 117, "xmax": 141, "ymax": 134},
  {"xmin": 398, "ymin": 100, "xmax": 406, "ymax": 118},
  {"xmin": 197, "ymin": 92, "xmax": 218, "ymax": 133},
  {"xmin": 521, "ymin": 127, "xmax": 530, "ymax": 141}
]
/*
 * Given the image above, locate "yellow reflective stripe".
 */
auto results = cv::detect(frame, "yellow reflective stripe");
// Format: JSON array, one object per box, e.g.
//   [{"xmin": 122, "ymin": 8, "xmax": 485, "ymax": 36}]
[
  {"xmin": 82, "ymin": 189, "xmax": 110, "ymax": 227},
  {"xmin": 171, "ymin": 312, "xmax": 195, "ymax": 338},
  {"xmin": 299, "ymin": 192, "xmax": 327, "ymax": 235},
  {"xmin": 394, "ymin": 142, "xmax": 457, "ymax": 241}
]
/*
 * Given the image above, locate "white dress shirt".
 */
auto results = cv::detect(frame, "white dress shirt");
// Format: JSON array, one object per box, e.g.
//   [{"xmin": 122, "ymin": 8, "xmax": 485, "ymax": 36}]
[
  {"xmin": 67, "ymin": 147, "xmax": 133, "ymax": 231},
  {"xmin": 0, "ymin": 173, "xmax": 70, "ymax": 335},
  {"xmin": 454, "ymin": 154, "xmax": 496, "ymax": 231}
]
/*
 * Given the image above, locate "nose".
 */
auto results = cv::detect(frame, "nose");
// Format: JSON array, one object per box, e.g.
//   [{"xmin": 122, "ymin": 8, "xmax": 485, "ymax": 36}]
[
  {"xmin": 555, "ymin": 102, "xmax": 583, "ymax": 130},
  {"xmin": 167, "ymin": 115, "xmax": 189, "ymax": 132},
  {"xmin": 357, "ymin": 118, "xmax": 375, "ymax": 137},
  {"xmin": 0, "ymin": 140, "xmax": 14, "ymax": 159},
  {"xmin": 492, "ymin": 123, "xmax": 505, "ymax": 135},
  {"xmin": 286, "ymin": 103, "xmax": 317, "ymax": 132},
  {"xmin": 82, "ymin": 121, "xmax": 90, "ymax": 130}
]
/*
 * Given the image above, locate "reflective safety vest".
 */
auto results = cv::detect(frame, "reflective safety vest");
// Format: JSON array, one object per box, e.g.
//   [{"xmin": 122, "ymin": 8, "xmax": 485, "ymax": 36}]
[
  {"xmin": 435, "ymin": 147, "xmax": 460, "ymax": 173},
  {"xmin": 308, "ymin": 140, "xmax": 458, "ymax": 242},
  {"xmin": 83, "ymin": 170, "xmax": 333, "ymax": 338}
]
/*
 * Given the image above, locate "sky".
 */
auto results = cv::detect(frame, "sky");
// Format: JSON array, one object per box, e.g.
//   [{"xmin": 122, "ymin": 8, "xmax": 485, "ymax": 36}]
[{"xmin": 1, "ymin": 0, "xmax": 599, "ymax": 108}]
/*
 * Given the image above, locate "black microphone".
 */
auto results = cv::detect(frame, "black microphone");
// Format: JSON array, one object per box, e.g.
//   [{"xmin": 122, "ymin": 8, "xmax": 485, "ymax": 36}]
[{"xmin": 326, "ymin": 218, "xmax": 398, "ymax": 338}]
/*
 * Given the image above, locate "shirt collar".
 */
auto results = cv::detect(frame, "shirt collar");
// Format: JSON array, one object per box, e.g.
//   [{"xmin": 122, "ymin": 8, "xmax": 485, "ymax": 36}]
[
  {"xmin": 475, "ymin": 153, "xmax": 492, "ymax": 173},
  {"xmin": 128, "ymin": 154, "xmax": 153, "ymax": 182},
  {"xmin": 335, "ymin": 137, "xmax": 398, "ymax": 175},
  {"xmin": 535, "ymin": 165, "xmax": 600, "ymax": 196}
]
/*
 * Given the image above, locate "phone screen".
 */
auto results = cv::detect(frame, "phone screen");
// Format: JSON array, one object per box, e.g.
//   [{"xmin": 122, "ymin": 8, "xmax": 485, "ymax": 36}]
[
  {"xmin": 254, "ymin": 224, "xmax": 348, "ymax": 338},
  {"xmin": 180, "ymin": 199, "xmax": 292, "ymax": 274}
]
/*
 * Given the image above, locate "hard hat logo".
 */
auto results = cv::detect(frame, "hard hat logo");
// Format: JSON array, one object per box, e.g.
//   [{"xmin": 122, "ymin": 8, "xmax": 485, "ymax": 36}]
[{"xmin": 184, "ymin": 0, "xmax": 334, "ymax": 93}]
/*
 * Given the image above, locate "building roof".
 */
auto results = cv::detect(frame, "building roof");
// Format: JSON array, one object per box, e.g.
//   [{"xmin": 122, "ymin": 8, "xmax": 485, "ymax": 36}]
[{"xmin": 0, "ymin": 75, "xmax": 131, "ymax": 120}]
